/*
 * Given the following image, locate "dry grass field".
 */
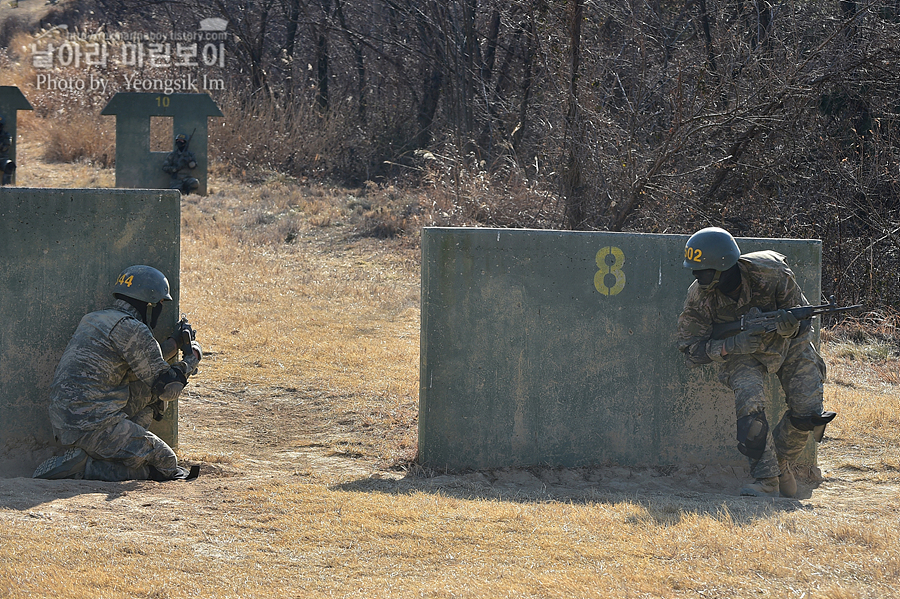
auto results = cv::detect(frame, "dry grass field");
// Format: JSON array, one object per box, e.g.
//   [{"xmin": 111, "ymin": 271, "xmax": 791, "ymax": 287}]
[{"xmin": 2, "ymin": 139, "xmax": 900, "ymax": 599}]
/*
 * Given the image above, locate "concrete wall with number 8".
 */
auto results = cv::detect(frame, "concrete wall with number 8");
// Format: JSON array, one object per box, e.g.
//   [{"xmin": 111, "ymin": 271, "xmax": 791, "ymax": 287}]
[
  {"xmin": 419, "ymin": 227, "xmax": 822, "ymax": 471},
  {"xmin": 0, "ymin": 188, "xmax": 181, "ymax": 477}
]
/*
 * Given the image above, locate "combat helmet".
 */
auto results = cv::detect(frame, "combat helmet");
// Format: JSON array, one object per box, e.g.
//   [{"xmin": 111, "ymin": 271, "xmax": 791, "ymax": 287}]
[
  {"xmin": 113, "ymin": 265, "xmax": 172, "ymax": 304},
  {"xmin": 175, "ymin": 133, "xmax": 188, "ymax": 148},
  {"xmin": 683, "ymin": 227, "xmax": 741, "ymax": 271}
]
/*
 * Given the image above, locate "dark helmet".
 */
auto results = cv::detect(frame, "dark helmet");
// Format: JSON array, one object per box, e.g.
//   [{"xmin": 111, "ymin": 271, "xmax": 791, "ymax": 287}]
[
  {"xmin": 683, "ymin": 227, "xmax": 741, "ymax": 271},
  {"xmin": 113, "ymin": 265, "xmax": 172, "ymax": 304},
  {"xmin": 175, "ymin": 133, "xmax": 188, "ymax": 148}
]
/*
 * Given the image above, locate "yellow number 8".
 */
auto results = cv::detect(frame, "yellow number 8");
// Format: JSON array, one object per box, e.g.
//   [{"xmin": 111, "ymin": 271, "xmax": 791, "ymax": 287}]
[{"xmin": 594, "ymin": 246, "xmax": 626, "ymax": 296}]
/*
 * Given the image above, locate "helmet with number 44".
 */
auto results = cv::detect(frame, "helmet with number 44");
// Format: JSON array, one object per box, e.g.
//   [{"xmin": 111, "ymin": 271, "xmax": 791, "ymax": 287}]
[
  {"xmin": 683, "ymin": 227, "xmax": 741, "ymax": 271},
  {"xmin": 113, "ymin": 265, "xmax": 173, "ymax": 304}
]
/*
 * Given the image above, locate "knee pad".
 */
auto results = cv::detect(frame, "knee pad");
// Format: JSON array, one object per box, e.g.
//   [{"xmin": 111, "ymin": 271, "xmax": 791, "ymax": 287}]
[
  {"xmin": 789, "ymin": 411, "xmax": 836, "ymax": 441},
  {"xmin": 737, "ymin": 412, "xmax": 769, "ymax": 459}
]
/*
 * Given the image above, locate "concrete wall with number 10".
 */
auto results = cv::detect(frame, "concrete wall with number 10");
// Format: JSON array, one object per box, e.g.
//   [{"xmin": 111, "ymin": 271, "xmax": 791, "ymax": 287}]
[{"xmin": 419, "ymin": 228, "xmax": 822, "ymax": 471}]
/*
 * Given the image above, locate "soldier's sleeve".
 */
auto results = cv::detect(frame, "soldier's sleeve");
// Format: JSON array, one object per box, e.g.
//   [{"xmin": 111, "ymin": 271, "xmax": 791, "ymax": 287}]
[
  {"xmin": 676, "ymin": 287, "xmax": 715, "ymax": 367},
  {"xmin": 162, "ymin": 153, "xmax": 176, "ymax": 173},
  {"xmin": 775, "ymin": 261, "xmax": 807, "ymax": 309},
  {"xmin": 108, "ymin": 317, "xmax": 173, "ymax": 387}
]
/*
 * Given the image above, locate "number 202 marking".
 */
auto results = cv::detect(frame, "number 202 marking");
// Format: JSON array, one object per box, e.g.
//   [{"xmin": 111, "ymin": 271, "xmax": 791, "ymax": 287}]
[
  {"xmin": 594, "ymin": 246, "xmax": 626, "ymax": 296},
  {"xmin": 684, "ymin": 246, "xmax": 703, "ymax": 263}
]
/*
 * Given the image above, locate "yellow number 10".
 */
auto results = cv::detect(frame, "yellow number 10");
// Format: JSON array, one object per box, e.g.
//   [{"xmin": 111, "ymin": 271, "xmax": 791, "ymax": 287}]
[{"xmin": 594, "ymin": 246, "xmax": 626, "ymax": 296}]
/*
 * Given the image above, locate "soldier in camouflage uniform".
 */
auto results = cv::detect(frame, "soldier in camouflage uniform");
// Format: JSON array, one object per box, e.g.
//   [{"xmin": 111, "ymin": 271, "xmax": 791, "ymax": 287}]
[
  {"xmin": 0, "ymin": 115, "xmax": 16, "ymax": 185},
  {"xmin": 33, "ymin": 265, "xmax": 203, "ymax": 482},
  {"xmin": 162, "ymin": 133, "xmax": 200, "ymax": 195},
  {"xmin": 676, "ymin": 227, "xmax": 834, "ymax": 497}
]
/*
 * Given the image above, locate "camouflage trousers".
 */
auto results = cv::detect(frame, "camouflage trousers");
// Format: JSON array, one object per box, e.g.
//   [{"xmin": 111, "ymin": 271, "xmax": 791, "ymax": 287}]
[
  {"xmin": 719, "ymin": 338, "xmax": 826, "ymax": 479},
  {"xmin": 54, "ymin": 382, "xmax": 178, "ymax": 481}
]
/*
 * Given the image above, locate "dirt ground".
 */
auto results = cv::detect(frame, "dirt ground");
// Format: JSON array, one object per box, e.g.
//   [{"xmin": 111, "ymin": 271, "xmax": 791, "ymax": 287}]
[{"xmin": 3, "ymin": 370, "xmax": 898, "ymax": 533}]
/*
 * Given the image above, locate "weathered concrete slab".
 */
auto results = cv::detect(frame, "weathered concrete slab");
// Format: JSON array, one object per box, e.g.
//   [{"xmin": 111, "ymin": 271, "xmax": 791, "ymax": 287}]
[
  {"xmin": 0, "ymin": 188, "xmax": 181, "ymax": 477},
  {"xmin": 101, "ymin": 92, "xmax": 223, "ymax": 195},
  {"xmin": 419, "ymin": 228, "xmax": 822, "ymax": 471}
]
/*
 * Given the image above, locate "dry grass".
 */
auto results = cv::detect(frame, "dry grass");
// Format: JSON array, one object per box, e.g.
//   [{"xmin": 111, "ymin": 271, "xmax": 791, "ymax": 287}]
[
  {"xmin": 3, "ymin": 476, "xmax": 900, "ymax": 598},
  {"xmin": 176, "ymin": 179, "xmax": 422, "ymax": 466}
]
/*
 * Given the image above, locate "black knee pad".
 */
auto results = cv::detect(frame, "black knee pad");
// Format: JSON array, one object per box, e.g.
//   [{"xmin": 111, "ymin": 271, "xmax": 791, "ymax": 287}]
[
  {"xmin": 737, "ymin": 412, "xmax": 769, "ymax": 460},
  {"xmin": 789, "ymin": 411, "xmax": 836, "ymax": 441},
  {"xmin": 788, "ymin": 411, "xmax": 836, "ymax": 431}
]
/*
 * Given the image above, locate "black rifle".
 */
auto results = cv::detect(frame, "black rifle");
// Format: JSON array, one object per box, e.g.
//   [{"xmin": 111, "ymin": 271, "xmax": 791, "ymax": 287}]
[
  {"xmin": 184, "ymin": 128, "xmax": 196, "ymax": 151},
  {"xmin": 711, "ymin": 296, "xmax": 862, "ymax": 340}
]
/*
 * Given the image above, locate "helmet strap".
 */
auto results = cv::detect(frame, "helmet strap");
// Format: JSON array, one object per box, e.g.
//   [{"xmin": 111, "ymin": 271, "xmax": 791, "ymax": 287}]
[{"xmin": 696, "ymin": 270, "xmax": 722, "ymax": 290}]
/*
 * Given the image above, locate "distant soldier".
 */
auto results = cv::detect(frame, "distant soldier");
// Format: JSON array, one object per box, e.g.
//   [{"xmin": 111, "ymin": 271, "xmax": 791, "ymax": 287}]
[
  {"xmin": 162, "ymin": 132, "xmax": 200, "ymax": 195},
  {"xmin": 676, "ymin": 227, "xmax": 834, "ymax": 498},
  {"xmin": 33, "ymin": 265, "xmax": 203, "ymax": 482},
  {"xmin": 0, "ymin": 115, "xmax": 17, "ymax": 185}
]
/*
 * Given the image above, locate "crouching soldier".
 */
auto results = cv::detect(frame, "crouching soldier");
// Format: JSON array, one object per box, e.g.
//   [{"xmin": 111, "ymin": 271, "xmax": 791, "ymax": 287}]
[
  {"xmin": 676, "ymin": 227, "xmax": 834, "ymax": 498},
  {"xmin": 0, "ymin": 115, "xmax": 16, "ymax": 185},
  {"xmin": 162, "ymin": 132, "xmax": 200, "ymax": 195},
  {"xmin": 33, "ymin": 265, "xmax": 203, "ymax": 482}
]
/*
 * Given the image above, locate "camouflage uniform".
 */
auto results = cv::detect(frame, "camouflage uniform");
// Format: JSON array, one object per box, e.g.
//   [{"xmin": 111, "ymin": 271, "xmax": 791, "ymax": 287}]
[
  {"xmin": 162, "ymin": 145, "xmax": 200, "ymax": 195},
  {"xmin": 0, "ymin": 122, "xmax": 15, "ymax": 185},
  {"xmin": 677, "ymin": 250, "xmax": 826, "ymax": 479},
  {"xmin": 48, "ymin": 298, "xmax": 187, "ymax": 481}
]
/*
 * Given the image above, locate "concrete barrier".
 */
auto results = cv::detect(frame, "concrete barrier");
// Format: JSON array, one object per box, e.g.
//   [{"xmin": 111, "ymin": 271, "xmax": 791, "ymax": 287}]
[
  {"xmin": 101, "ymin": 92, "xmax": 223, "ymax": 195},
  {"xmin": 0, "ymin": 188, "xmax": 181, "ymax": 477},
  {"xmin": 419, "ymin": 227, "xmax": 822, "ymax": 471}
]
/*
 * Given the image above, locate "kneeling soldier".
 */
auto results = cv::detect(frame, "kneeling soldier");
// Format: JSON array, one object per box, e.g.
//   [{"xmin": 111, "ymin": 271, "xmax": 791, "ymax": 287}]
[{"xmin": 34, "ymin": 265, "xmax": 202, "ymax": 482}]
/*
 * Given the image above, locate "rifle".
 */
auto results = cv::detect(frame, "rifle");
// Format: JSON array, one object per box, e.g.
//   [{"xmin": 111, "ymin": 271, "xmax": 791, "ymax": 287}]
[
  {"xmin": 153, "ymin": 315, "xmax": 198, "ymax": 421},
  {"xmin": 184, "ymin": 128, "xmax": 196, "ymax": 151},
  {"xmin": 711, "ymin": 296, "xmax": 862, "ymax": 340}
]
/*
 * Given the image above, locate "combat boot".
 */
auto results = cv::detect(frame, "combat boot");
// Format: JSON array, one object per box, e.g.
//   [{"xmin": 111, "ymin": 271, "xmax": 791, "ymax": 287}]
[
  {"xmin": 32, "ymin": 447, "xmax": 88, "ymax": 480},
  {"xmin": 739, "ymin": 476, "xmax": 779, "ymax": 497},
  {"xmin": 778, "ymin": 460, "xmax": 797, "ymax": 498}
]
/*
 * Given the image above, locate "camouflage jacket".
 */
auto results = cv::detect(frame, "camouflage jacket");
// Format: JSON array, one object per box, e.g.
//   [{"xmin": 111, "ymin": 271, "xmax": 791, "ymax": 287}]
[
  {"xmin": 162, "ymin": 148, "xmax": 197, "ymax": 178},
  {"xmin": 676, "ymin": 250, "xmax": 812, "ymax": 373},
  {"xmin": 0, "ymin": 130, "xmax": 10, "ymax": 156},
  {"xmin": 49, "ymin": 299, "xmax": 172, "ymax": 436}
]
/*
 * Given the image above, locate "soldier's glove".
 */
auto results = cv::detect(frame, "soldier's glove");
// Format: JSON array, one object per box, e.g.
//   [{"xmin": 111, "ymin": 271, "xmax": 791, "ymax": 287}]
[
  {"xmin": 189, "ymin": 340, "xmax": 202, "ymax": 363},
  {"xmin": 188, "ymin": 160, "xmax": 197, "ymax": 169},
  {"xmin": 723, "ymin": 331, "xmax": 761, "ymax": 355},
  {"xmin": 775, "ymin": 309, "xmax": 800, "ymax": 338},
  {"xmin": 152, "ymin": 400, "xmax": 166, "ymax": 421},
  {"xmin": 181, "ymin": 341, "xmax": 203, "ymax": 376}
]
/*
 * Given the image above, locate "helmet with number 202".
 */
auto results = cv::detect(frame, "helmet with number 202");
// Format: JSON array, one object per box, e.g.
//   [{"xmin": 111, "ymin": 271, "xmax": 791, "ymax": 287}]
[
  {"xmin": 683, "ymin": 227, "xmax": 741, "ymax": 271},
  {"xmin": 113, "ymin": 265, "xmax": 173, "ymax": 305}
]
